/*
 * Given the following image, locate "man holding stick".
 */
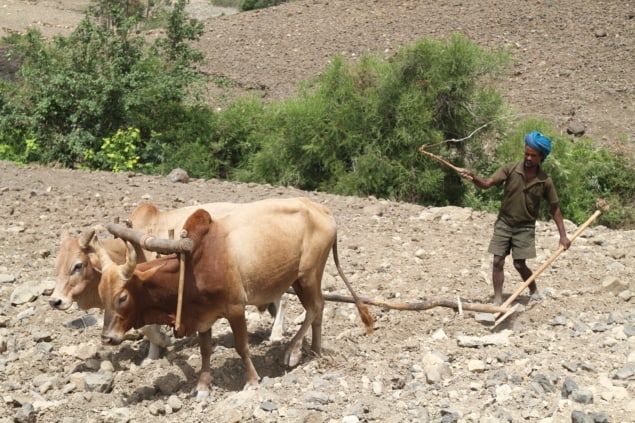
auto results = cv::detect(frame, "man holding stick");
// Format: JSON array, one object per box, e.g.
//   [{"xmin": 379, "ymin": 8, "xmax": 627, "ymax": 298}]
[{"xmin": 458, "ymin": 132, "xmax": 571, "ymax": 305}]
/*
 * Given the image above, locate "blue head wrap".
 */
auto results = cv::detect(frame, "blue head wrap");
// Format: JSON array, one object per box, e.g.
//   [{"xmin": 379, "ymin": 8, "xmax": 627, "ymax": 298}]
[{"xmin": 524, "ymin": 131, "xmax": 552, "ymax": 163}]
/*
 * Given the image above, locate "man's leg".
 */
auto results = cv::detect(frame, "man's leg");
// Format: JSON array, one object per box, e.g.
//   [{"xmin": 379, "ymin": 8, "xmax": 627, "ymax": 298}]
[
  {"xmin": 492, "ymin": 255, "xmax": 506, "ymax": 305},
  {"xmin": 513, "ymin": 259, "xmax": 536, "ymax": 294}
]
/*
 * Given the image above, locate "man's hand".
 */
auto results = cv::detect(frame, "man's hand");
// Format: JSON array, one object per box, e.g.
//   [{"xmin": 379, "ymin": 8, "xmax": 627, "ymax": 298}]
[
  {"xmin": 457, "ymin": 168, "xmax": 474, "ymax": 180},
  {"xmin": 560, "ymin": 236, "xmax": 571, "ymax": 250}
]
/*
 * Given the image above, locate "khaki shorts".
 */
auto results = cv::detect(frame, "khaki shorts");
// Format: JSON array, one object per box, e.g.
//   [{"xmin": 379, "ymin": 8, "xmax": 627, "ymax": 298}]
[{"xmin": 488, "ymin": 219, "xmax": 536, "ymax": 259}]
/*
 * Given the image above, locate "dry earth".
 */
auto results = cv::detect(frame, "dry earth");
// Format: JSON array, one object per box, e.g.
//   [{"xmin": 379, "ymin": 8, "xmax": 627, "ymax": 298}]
[
  {"xmin": 0, "ymin": 1, "xmax": 635, "ymax": 422},
  {"xmin": 1, "ymin": 162, "xmax": 635, "ymax": 423}
]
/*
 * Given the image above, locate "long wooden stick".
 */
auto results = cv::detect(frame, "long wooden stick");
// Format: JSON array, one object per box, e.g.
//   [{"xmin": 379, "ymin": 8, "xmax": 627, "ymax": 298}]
[
  {"xmin": 492, "ymin": 210, "xmax": 602, "ymax": 327},
  {"xmin": 175, "ymin": 229, "xmax": 187, "ymax": 332},
  {"xmin": 418, "ymin": 146, "xmax": 473, "ymax": 180},
  {"xmin": 285, "ymin": 288, "xmax": 508, "ymax": 314}
]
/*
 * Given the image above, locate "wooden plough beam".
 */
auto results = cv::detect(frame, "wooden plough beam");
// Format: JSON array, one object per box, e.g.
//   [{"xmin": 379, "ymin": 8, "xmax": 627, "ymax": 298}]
[
  {"xmin": 286, "ymin": 288, "xmax": 508, "ymax": 314},
  {"xmin": 105, "ymin": 209, "xmax": 601, "ymax": 330}
]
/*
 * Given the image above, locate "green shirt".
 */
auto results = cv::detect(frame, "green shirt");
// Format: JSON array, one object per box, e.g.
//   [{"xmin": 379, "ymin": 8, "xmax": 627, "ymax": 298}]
[{"xmin": 491, "ymin": 161, "xmax": 560, "ymax": 227}]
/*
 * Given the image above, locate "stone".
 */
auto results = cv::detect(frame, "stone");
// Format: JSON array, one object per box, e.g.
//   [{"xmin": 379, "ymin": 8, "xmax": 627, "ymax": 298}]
[
  {"xmin": 562, "ymin": 377, "xmax": 579, "ymax": 398},
  {"xmin": 10, "ymin": 284, "xmax": 40, "ymax": 305},
  {"xmin": 566, "ymin": 121, "xmax": 586, "ymax": 136},
  {"xmin": 167, "ymin": 168, "xmax": 189, "ymax": 183},
  {"xmin": 571, "ymin": 389, "xmax": 593, "ymax": 404}
]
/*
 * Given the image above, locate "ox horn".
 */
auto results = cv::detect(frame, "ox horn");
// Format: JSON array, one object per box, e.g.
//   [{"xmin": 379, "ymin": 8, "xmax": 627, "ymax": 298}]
[
  {"xmin": 78, "ymin": 229, "xmax": 96, "ymax": 250},
  {"xmin": 120, "ymin": 241, "xmax": 137, "ymax": 281},
  {"xmin": 92, "ymin": 235, "xmax": 114, "ymax": 270}
]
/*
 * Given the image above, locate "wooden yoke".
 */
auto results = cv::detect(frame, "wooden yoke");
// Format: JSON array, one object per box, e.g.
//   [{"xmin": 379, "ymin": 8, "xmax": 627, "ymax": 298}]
[{"xmin": 105, "ymin": 223, "xmax": 193, "ymax": 254}]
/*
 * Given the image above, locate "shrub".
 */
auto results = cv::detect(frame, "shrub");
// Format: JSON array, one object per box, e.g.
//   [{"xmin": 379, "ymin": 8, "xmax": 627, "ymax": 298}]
[
  {"xmin": 235, "ymin": 34, "xmax": 508, "ymax": 204},
  {"xmin": 0, "ymin": 0, "xmax": 204, "ymax": 168}
]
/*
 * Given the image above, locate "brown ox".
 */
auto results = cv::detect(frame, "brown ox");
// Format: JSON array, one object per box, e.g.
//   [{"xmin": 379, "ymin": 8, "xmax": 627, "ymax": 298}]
[
  {"xmin": 51, "ymin": 202, "xmax": 285, "ymax": 360},
  {"xmin": 95, "ymin": 197, "xmax": 374, "ymax": 397}
]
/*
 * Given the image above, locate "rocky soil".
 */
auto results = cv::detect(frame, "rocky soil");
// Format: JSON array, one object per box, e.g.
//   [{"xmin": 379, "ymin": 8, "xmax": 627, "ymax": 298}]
[
  {"xmin": 0, "ymin": 1, "xmax": 634, "ymax": 422},
  {"xmin": 0, "ymin": 160, "xmax": 634, "ymax": 423}
]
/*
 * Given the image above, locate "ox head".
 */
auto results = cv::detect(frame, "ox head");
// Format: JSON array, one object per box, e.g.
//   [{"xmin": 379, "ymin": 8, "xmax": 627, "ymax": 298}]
[
  {"xmin": 95, "ymin": 238, "xmax": 166, "ymax": 346},
  {"xmin": 50, "ymin": 229, "xmax": 103, "ymax": 310}
]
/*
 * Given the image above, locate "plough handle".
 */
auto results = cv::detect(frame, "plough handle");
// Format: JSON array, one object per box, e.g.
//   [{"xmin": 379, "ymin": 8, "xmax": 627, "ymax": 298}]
[{"xmin": 492, "ymin": 210, "xmax": 602, "ymax": 327}]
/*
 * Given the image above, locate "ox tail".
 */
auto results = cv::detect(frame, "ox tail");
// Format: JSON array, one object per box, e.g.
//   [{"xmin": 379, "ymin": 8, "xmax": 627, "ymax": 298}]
[{"xmin": 331, "ymin": 236, "xmax": 375, "ymax": 335}]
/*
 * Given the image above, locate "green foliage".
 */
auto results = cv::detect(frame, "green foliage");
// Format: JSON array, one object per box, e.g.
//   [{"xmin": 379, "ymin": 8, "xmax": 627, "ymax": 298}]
[
  {"xmin": 547, "ymin": 137, "xmax": 635, "ymax": 229},
  {"xmin": 0, "ymin": 0, "xmax": 204, "ymax": 168},
  {"xmin": 86, "ymin": 127, "xmax": 141, "ymax": 172},
  {"xmin": 239, "ymin": 0, "xmax": 291, "ymax": 11},
  {"xmin": 2, "ymin": 23, "xmax": 633, "ymax": 228},
  {"xmin": 236, "ymin": 35, "xmax": 508, "ymax": 204},
  {"xmin": 157, "ymin": 98, "xmax": 265, "ymax": 179}
]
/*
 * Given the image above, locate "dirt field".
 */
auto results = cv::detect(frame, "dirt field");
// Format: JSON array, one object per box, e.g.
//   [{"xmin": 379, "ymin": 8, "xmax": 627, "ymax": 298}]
[{"xmin": 0, "ymin": 1, "xmax": 634, "ymax": 422}]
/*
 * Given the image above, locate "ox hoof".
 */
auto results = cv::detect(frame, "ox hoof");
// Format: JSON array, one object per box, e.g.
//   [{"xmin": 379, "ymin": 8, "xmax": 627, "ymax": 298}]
[
  {"xmin": 284, "ymin": 349, "xmax": 302, "ymax": 368},
  {"xmin": 145, "ymin": 345, "xmax": 162, "ymax": 361},
  {"xmin": 268, "ymin": 335, "xmax": 284, "ymax": 344},
  {"xmin": 195, "ymin": 390, "xmax": 210, "ymax": 401}
]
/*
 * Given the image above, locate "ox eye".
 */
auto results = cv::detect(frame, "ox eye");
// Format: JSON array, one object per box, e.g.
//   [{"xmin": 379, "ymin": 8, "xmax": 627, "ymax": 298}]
[
  {"xmin": 71, "ymin": 262, "xmax": 84, "ymax": 274},
  {"xmin": 117, "ymin": 292, "xmax": 128, "ymax": 307}
]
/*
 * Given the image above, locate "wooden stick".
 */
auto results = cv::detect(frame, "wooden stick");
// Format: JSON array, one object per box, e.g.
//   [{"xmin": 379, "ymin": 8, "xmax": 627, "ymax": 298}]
[
  {"xmin": 418, "ymin": 147, "xmax": 473, "ymax": 180},
  {"xmin": 285, "ymin": 288, "xmax": 508, "ymax": 314},
  {"xmin": 492, "ymin": 210, "xmax": 602, "ymax": 328},
  {"xmin": 106, "ymin": 222, "xmax": 193, "ymax": 254},
  {"xmin": 175, "ymin": 229, "xmax": 187, "ymax": 332}
]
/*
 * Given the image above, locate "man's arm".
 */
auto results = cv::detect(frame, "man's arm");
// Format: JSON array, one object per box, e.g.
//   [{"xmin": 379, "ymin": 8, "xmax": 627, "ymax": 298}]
[
  {"xmin": 458, "ymin": 168, "xmax": 497, "ymax": 190},
  {"xmin": 550, "ymin": 203, "xmax": 571, "ymax": 250}
]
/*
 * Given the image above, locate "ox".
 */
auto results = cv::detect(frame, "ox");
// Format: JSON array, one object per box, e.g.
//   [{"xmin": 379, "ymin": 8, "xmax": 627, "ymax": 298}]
[
  {"xmin": 51, "ymin": 202, "xmax": 285, "ymax": 360},
  {"xmin": 95, "ymin": 197, "xmax": 374, "ymax": 397}
]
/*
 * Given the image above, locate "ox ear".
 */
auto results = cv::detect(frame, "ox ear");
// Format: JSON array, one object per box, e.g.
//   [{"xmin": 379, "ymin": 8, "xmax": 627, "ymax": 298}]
[
  {"xmin": 137, "ymin": 262, "xmax": 166, "ymax": 282},
  {"xmin": 120, "ymin": 241, "xmax": 137, "ymax": 282},
  {"xmin": 78, "ymin": 229, "xmax": 96, "ymax": 250}
]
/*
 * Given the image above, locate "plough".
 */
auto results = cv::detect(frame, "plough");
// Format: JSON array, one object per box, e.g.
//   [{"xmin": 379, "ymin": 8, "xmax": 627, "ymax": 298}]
[{"xmin": 104, "ymin": 209, "xmax": 600, "ymax": 332}]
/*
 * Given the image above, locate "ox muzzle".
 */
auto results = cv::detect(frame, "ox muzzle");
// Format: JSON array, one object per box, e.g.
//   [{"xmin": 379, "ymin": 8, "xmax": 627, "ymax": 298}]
[
  {"xmin": 48, "ymin": 296, "xmax": 72, "ymax": 310},
  {"xmin": 101, "ymin": 333, "xmax": 124, "ymax": 346}
]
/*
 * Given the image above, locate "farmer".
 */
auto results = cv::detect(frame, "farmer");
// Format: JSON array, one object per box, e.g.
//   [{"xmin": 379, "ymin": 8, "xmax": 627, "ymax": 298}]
[{"xmin": 458, "ymin": 131, "xmax": 571, "ymax": 305}]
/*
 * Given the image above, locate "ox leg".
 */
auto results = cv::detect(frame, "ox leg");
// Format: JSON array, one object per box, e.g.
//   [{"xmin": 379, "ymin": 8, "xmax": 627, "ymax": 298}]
[
  {"xmin": 140, "ymin": 324, "xmax": 172, "ymax": 360},
  {"xmin": 284, "ymin": 281, "xmax": 324, "ymax": 368},
  {"xmin": 268, "ymin": 298, "xmax": 285, "ymax": 343},
  {"xmin": 226, "ymin": 307, "xmax": 260, "ymax": 388},
  {"xmin": 195, "ymin": 329, "xmax": 213, "ymax": 399}
]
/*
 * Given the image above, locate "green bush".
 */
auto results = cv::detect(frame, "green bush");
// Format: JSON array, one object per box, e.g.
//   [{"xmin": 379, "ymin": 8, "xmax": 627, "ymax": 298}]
[
  {"xmin": 0, "ymin": 0, "xmax": 203, "ymax": 168},
  {"xmin": 235, "ymin": 35, "xmax": 508, "ymax": 204},
  {"xmin": 2, "ymin": 20, "xmax": 633, "ymax": 228},
  {"xmin": 240, "ymin": 0, "xmax": 291, "ymax": 11}
]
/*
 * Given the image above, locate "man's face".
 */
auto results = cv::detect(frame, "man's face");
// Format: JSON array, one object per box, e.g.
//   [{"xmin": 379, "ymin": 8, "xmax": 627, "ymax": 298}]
[{"xmin": 524, "ymin": 146, "xmax": 543, "ymax": 168}]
